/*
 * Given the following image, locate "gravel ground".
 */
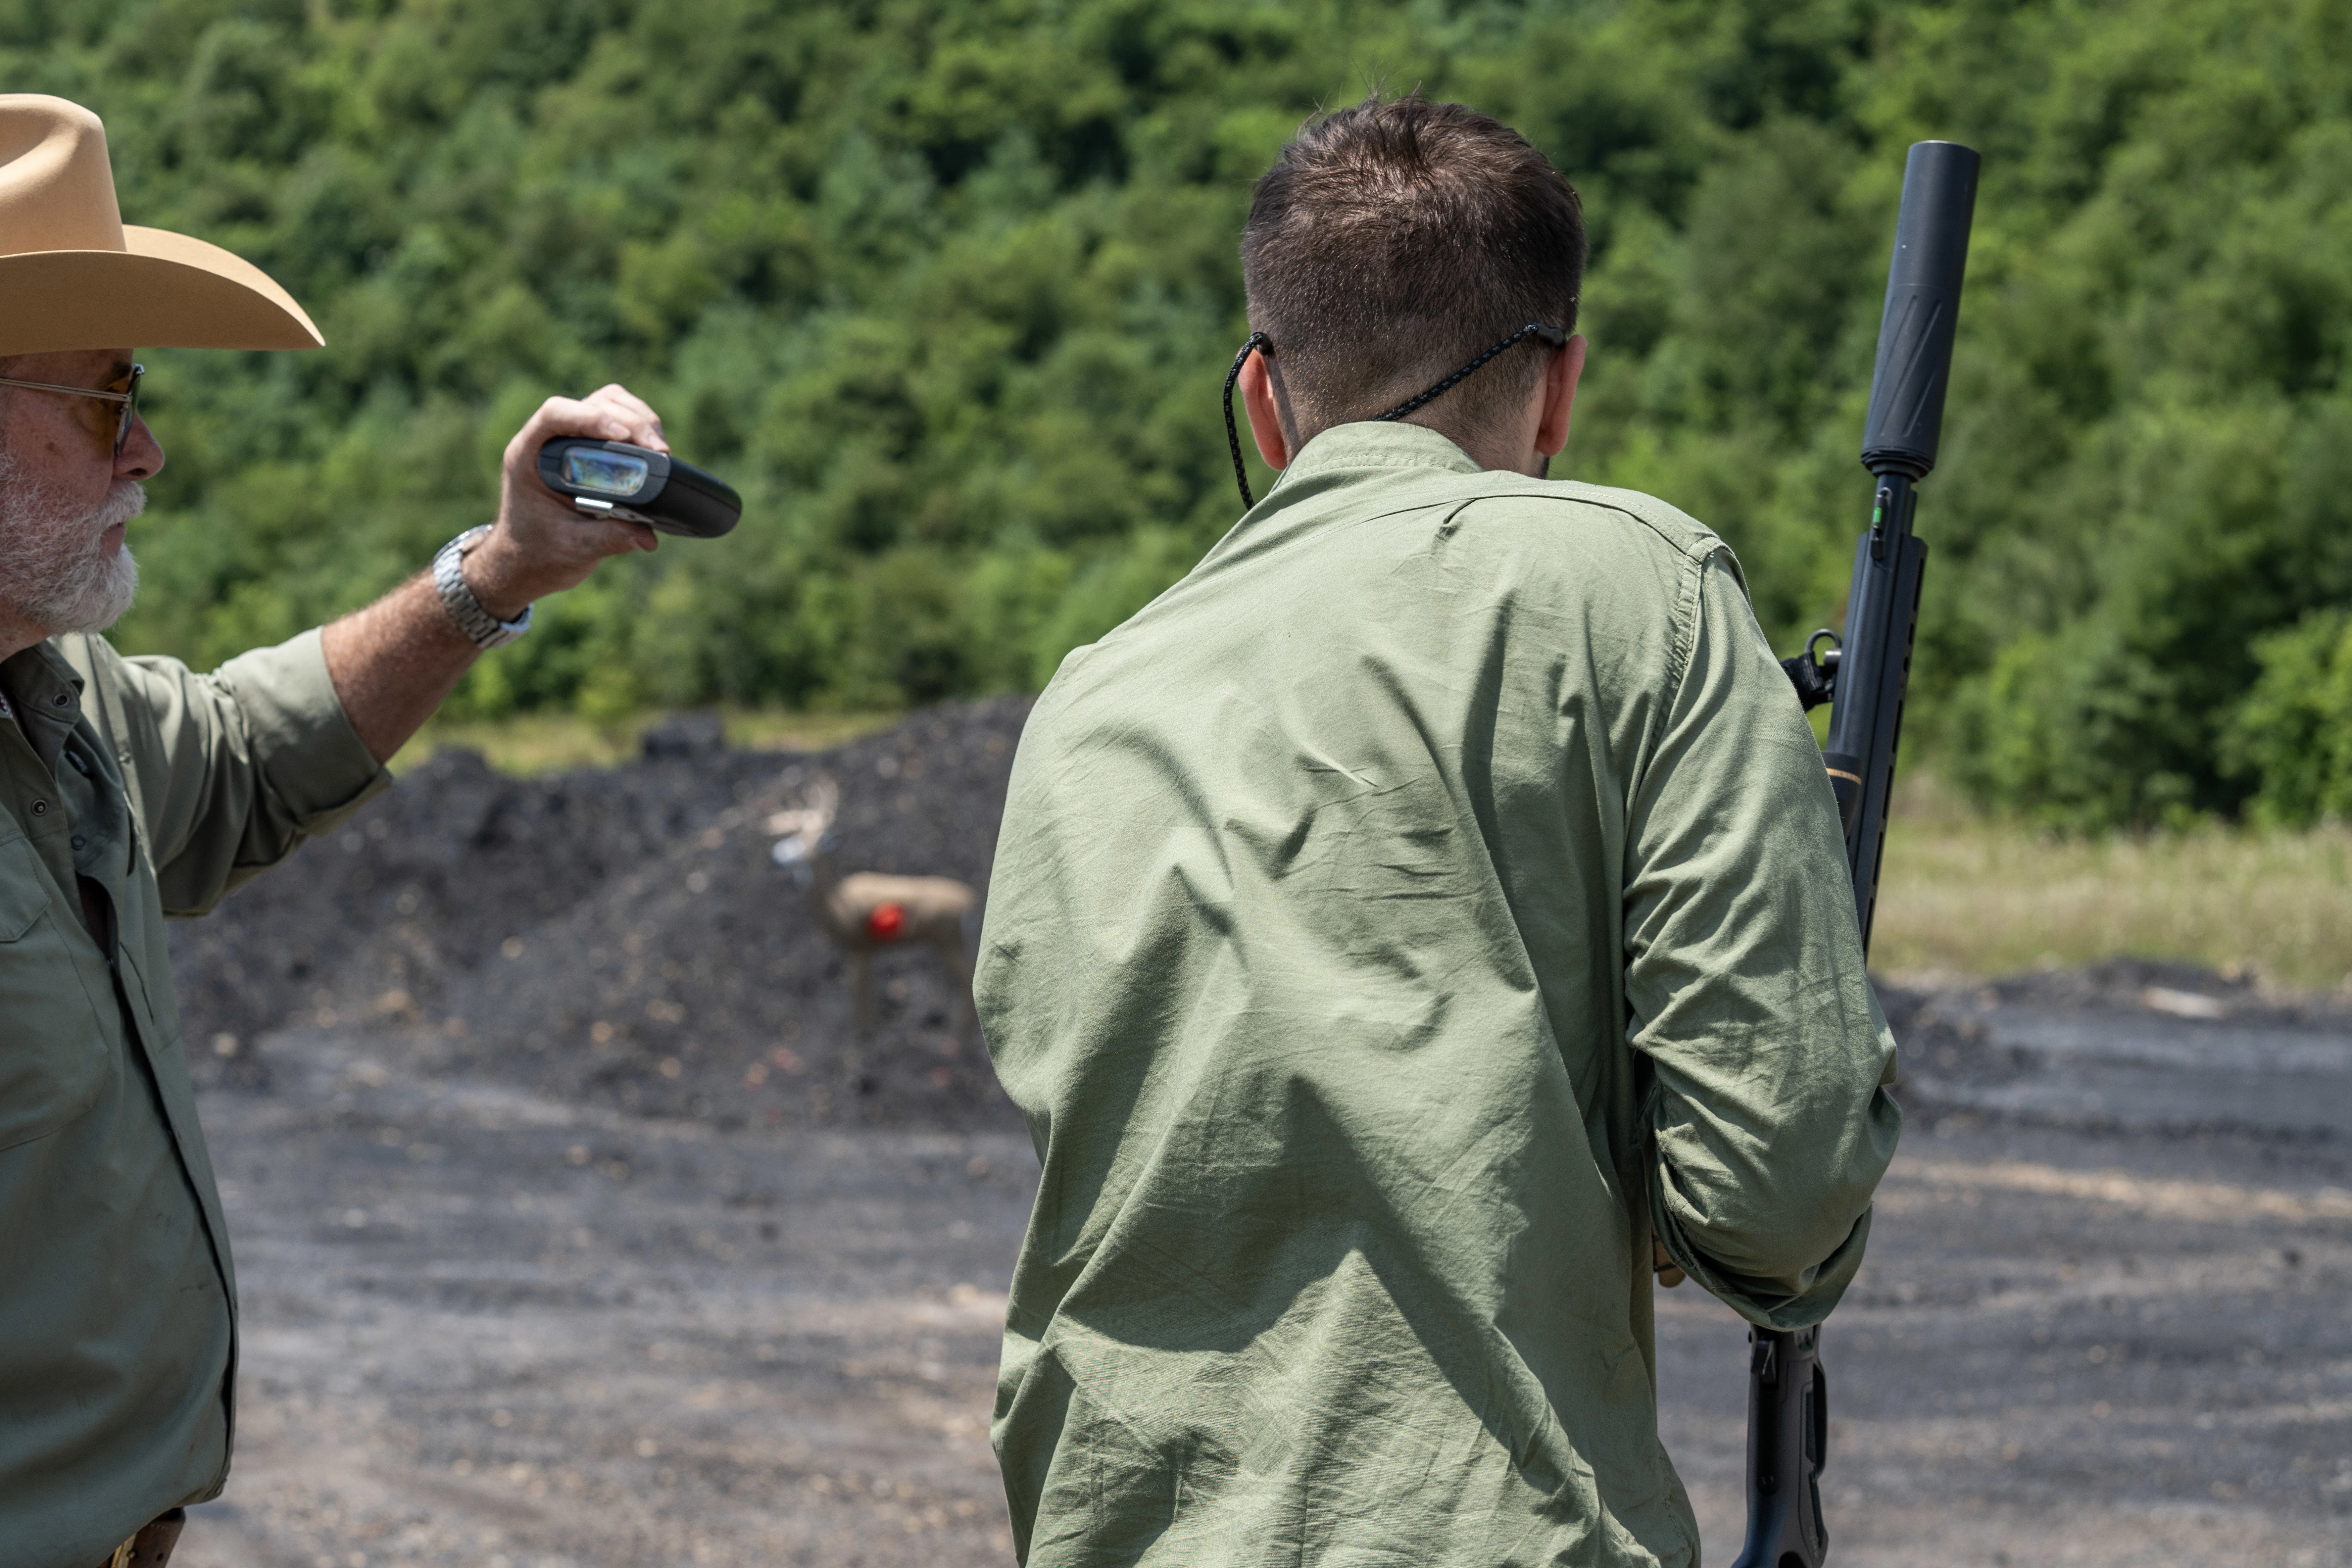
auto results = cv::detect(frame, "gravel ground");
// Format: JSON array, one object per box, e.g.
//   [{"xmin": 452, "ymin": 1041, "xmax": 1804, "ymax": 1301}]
[
  {"xmin": 177, "ymin": 1026, "xmax": 1032, "ymax": 1568},
  {"xmin": 157, "ymin": 711, "xmax": 2352, "ymax": 1567},
  {"xmin": 174, "ymin": 993, "xmax": 2352, "ymax": 1568},
  {"xmin": 1658, "ymin": 1116, "xmax": 2351, "ymax": 1566}
]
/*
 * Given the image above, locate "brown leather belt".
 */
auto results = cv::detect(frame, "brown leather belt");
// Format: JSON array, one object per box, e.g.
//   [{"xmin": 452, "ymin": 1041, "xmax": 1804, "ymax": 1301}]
[{"xmin": 99, "ymin": 1509, "xmax": 184, "ymax": 1568}]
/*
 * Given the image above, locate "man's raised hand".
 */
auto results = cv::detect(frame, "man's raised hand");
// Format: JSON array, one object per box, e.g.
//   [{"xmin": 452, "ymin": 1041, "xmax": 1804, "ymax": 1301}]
[{"xmin": 467, "ymin": 384, "xmax": 669, "ymax": 620}]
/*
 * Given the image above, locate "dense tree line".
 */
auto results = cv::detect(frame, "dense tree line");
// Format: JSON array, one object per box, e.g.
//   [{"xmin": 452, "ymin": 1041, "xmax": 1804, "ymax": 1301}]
[{"xmin": 7, "ymin": 0, "xmax": 2349, "ymax": 824}]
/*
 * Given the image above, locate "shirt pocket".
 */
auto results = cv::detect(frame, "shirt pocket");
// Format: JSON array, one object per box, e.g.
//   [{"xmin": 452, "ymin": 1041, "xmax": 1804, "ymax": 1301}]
[{"xmin": 0, "ymin": 832, "xmax": 112, "ymax": 1152}]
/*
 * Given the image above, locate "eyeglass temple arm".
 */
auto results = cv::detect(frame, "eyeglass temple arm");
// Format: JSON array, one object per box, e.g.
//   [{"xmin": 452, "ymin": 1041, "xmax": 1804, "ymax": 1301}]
[{"xmin": 0, "ymin": 375, "xmax": 134, "ymax": 403}]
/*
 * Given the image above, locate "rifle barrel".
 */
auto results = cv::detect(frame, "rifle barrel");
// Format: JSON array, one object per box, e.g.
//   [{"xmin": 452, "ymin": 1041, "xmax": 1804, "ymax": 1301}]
[
  {"xmin": 1824, "ymin": 140, "xmax": 1978, "ymax": 948},
  {"xmin": 1736, "ymin": 139, "xmax": 1979, "ymax": 1568}
]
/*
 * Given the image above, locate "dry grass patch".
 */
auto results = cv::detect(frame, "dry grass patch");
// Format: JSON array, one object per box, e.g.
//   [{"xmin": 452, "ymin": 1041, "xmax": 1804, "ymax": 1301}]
[{"xmin": 1872, "ymin": 777, "xmax": 2352, "ymax": 991}]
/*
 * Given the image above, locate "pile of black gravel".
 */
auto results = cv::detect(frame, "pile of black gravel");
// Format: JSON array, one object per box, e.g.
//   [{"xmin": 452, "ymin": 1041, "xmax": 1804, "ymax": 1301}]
[{"xmin": 170, "ymin": 700, "xmax": 1033, "ymax": 1131}]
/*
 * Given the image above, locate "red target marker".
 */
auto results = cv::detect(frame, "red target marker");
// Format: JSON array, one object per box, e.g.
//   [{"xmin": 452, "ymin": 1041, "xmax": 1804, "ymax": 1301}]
[{"xmin": 866, "ymin": 902, "xmax": 906, "ymax": 940}]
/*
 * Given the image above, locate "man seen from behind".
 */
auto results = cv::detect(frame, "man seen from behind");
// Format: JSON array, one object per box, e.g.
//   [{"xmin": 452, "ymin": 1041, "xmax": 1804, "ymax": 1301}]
[{"xmin": 975, "ymin": 95, "xmax": 1902, "ymax": 1567}]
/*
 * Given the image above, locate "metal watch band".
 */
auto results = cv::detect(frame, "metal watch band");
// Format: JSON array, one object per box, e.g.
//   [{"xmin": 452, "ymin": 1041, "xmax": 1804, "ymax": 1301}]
[{"xmin": 432, "ymin": 525, "xmax": 532, "ymax": 649}]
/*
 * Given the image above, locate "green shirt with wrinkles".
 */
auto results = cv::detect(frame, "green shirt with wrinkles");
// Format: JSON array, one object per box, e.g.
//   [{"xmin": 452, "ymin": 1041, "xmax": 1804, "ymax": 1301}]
[
  {"xmin": 976, "ymin": 422, "xmax": 1902, "ymax": 1568},
  {"xmin": 0, "ymin": 628, "xmax": 389, "ymax": 1568}
]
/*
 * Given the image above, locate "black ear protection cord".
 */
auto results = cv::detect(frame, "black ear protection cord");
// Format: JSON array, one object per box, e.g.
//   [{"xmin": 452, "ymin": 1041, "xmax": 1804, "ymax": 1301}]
[
  {"xmin": 1372, "ymin": 323, "xmax": 1570, "ymax": 423},
  {"xmin": 1222, "ymin": 323, "xmax": 1571, "ymax": 509},
  {"xmin": 1224, "ymin": 332, "xmax": 1274, "ymax": 508}
]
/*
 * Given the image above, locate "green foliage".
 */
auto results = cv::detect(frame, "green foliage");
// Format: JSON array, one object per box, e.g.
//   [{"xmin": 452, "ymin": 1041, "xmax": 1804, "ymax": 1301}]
[
  {"xmin": 4, "ymin": 0, "xmax": 2349, "ymax": 821},
  {"xmin": 2221, "ymin": 607, "xmax": 2352, "ymax": 826}
]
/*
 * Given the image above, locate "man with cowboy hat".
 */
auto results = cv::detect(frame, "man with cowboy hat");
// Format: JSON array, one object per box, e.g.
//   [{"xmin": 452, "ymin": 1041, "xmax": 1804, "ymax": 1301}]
[{"xmin": 0, "ymin": 94, "xmax": 676, "ymax": 1567}]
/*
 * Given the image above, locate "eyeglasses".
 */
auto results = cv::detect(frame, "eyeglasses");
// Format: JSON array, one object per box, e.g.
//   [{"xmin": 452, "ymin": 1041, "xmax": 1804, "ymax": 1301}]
[{"xmin": 0, "ymin": 364, "xmax": 144, "ymax": 455}]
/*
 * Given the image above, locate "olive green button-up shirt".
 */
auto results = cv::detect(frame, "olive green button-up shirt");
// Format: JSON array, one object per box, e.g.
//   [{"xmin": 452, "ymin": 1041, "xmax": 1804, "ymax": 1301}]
[
  {"xmin": 976, "ymin": 423, "xmax": 1901, "ymax": 1568},
  {"xmin": 0, "ymin": 628, "xmax": 389, "ymax": 1568}
]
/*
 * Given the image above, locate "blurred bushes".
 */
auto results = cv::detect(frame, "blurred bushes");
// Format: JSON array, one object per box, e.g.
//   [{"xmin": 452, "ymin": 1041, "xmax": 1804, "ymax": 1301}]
[
  {"xmin": 2223, "ymin": 608, "xmax": 2352, "ymax": 827},
  {"xmin": 3, "ymin": 0, "xmax": 2349, "ymax": 823}
]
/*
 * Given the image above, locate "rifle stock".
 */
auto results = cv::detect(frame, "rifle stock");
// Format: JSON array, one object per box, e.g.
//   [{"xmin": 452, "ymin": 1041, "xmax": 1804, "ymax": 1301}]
[{"xmin": 1738, "ymin": 139, "xmax": 1978, "ymax": 1568}]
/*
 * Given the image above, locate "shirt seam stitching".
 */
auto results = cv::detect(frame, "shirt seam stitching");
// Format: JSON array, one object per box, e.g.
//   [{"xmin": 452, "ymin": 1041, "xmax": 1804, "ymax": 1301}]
[
  {"xmin": 1454, "ymin": 488, "xmax": 1715, "ymax": 554},
  {"xmin": 1665, "ymin": 550, "xmax": 1710, "ymax": 696}
]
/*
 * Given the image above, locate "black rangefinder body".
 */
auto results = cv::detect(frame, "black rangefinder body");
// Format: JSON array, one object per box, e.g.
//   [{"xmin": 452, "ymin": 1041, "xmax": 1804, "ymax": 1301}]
[{"xmin": 536, "ymin": 439, "xmax": 742, "ymax": 538}]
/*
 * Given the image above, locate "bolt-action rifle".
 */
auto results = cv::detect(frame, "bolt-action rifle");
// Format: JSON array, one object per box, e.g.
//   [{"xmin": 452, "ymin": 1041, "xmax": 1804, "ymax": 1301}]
[{"xmin": 1733, "ymin": 139, "xmax": 1980, "ymax": 1568}]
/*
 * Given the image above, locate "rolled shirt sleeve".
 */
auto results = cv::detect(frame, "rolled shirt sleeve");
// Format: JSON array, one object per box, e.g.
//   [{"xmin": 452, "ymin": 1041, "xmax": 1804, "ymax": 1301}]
[
  {"xmin": 1625, "ymin": 548, "xmax": 1902, "ymax": 1329},
  {"xmin": 86, "ymin": 628, "xmax": 393, "ymax": 916}
]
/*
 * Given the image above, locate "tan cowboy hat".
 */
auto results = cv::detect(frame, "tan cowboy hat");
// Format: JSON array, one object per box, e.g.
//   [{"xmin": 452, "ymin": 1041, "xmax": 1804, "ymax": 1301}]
[{"xmin": 0, "ymin": 94, "xmax": 322, "ymax": 356}]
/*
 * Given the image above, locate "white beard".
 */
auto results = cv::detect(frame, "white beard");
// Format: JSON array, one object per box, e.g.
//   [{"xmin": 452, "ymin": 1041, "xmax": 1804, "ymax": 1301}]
[{"xmin": 0, "ymin": 450, "xmax": 143, "ymax": 636}]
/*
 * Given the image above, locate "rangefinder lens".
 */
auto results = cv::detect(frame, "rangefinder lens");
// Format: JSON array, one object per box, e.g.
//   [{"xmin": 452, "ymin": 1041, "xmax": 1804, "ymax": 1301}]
[{"xmin": 563, "ymin": 447, "xmax": 650, "ymax": 496}]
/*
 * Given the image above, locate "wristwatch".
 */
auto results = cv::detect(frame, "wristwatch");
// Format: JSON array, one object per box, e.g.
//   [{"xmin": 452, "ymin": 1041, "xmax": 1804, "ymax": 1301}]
[{"xmin": 432, "ymin": 525, "xmax": 533, "ymax": 649}]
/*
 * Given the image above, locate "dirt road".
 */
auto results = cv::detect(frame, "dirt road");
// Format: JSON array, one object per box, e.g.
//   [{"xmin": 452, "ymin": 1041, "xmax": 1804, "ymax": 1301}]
[{"xmin": 169, "ymin": 972, "xmax": 2350, "ymax": 1568}]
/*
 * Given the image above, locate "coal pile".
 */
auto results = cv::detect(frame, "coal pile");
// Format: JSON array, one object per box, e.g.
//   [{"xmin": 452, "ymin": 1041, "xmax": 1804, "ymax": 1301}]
[{"xmin": 169, "ymin": 700, "xmax": 1033, "ymax": 1131}]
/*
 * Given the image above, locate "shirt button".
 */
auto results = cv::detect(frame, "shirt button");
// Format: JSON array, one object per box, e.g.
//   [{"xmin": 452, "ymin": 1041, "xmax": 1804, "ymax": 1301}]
[
  {"xmin": 30, "ymin": 800, "xmax": 48, "ymax": 815},
  {"xmin": 70, "ymin": 836, "xmax": 85, "ymax": 850},
  {"xmin": 50, "ymin": 692, "xmax": 68, "ymax": 707}
]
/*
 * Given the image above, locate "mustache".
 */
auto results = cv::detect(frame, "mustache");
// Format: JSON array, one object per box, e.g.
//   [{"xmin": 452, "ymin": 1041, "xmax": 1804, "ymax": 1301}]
[{"xmin": 94, "ymin": 480, "xmax": 147, "ymax": 529}]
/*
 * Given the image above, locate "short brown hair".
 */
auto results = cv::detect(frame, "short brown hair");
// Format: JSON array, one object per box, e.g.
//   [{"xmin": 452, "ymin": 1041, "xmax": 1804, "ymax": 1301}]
[{"xmin": 1242, "ymin": 95, "xmax": 1586, "ymax": 442}]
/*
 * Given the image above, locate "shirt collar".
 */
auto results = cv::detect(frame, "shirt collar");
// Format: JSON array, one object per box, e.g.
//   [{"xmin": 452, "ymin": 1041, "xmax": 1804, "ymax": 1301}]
[
  {"xmin": 1, "ymin": 640, "xmax": 87, "ymax": 705},
  {"xmin": 0, "ymin": 641, "xmax": 89, "ymax": 778},
  {"xmin": 1273, "ymin": 421, "xmax": 1485, "ymax": 490}
]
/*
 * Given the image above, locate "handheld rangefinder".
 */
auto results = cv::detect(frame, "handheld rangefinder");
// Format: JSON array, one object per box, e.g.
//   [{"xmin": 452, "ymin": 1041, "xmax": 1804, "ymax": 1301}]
[{"xmin": 536, "ymin": 439, "xmax": 742, "ymax": 539}]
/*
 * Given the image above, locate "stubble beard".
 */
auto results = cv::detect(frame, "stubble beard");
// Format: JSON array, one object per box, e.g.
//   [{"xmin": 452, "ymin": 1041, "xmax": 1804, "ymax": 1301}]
[{"xmin": 0, "ymin": 449, "xmax": 144, "ymax": 637}]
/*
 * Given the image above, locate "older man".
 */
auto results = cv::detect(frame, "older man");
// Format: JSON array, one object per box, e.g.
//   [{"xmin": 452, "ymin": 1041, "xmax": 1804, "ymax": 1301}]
[{"xmin": 0, "ymin": 95, "xmax": 675, "ymax": 1568}]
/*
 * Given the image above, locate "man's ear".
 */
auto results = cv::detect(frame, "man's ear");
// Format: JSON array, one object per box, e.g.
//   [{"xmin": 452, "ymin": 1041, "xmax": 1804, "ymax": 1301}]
[
  {"xmin": 1239, "ymin": 351, "xmax": 1292, "ymax": 470},
  {"xmin": 1534, "ymin": 333, "xmax": 1588, "ymax": 459}
]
